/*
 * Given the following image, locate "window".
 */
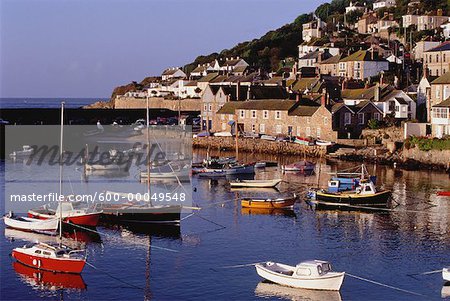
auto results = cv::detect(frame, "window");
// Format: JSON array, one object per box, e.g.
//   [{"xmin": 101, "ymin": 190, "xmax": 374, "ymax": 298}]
[
  {"xmin": 43, "ymin": 251, "xmax": 51, "ymax": 256},
  {"xmin": 296, "ymin": 126, "xmax": 301, "ymax": 136},
  {"xmin": 208, "ymin": 104, "xmax": 212, "ymax": 112},
  {"xmin": 221, "ymin": 114, "xmax": 225, "ymax": 120},
  {"xmin": 240, "ymin": 110, "xmax": 245, "ymax": 118},
  {"xmin": 395, "ymin": 105, "xmax": 399, "ymax": 112},
  {"xmin": 259, "ymin": 124, "xmax": 265, "ymax": 133},
  {"xmin": 306, "ymin": 127, "xmax": 311, "ymax": 136},
  {"xmin": 437, "ymin": 89, "xmax": 441, "ymax": 99},
  {"xmin": 389, "ymin": 101, "xmax": 395, "ymax": 111},
  {"xmin": 317, "ymin": 127, "xmax": 321, "ymax": 137},
  {"xmin": 344, "ymin": 112, "xmax": 352, "ymax": 125},
  {"xmin": 307, "ymin": 117, "xmax": 311, "ymax": 124},
  {"xmin": 437, "ymin": 54, "xmax": 439, "ymax": 63},
  {"xmin": 365, "ymin": 185, "xmax": 372, "ymax": 192},
  {"xmin": 324, "ymin": 117, "xmax": 328, "ymax": 125},
  {"xmin": 263, "ymin": 110, "xmax": 269, "ymax": 119},
  {"xmin": 275, "ymin": 111, "xmax": 281, "ymax": 119},
  {"xmin": 374, "ymin": 112, "xmax": 380, "ymax": 120},
  {"xmin": 358, "ymin": 113, "xmax": 365, "ymax": 124},
  {"xmin": 35, "ymin": 250, "xmax": 42, "ymax": 254},
  {"xmin": 276, "ymin": 125, "xmax": 282, "ymax": 134},
  {"xmin": 252, "ymin": 124, "xmax": 256, "ymax": 132},
  {"xmin": 204, "ymin": 104, "xmax": 207, "ymax": 112},
  {"xmin": 222, "ymin": 123, "xmax": 226, "ymax": 130},
  {"xmin": 251, "ymin": 110, "xmax": 256, "ymax": 118},
  {"xmin": 288, "ymin": 126, "xmax": 293, "ymax": 136},
  {"xmin": 444, "ymin": 54, "xmax": 446, "ymax": 62}
]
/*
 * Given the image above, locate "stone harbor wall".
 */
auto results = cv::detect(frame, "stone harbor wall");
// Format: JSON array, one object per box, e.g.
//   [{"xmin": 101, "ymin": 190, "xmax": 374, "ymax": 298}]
[
  {"xmin": 193, "ymin": 137, "xmax": 328, "ymax": 157},
  {"xmin": 114, "ymin": 96, "xmax": 201, "ymax": 112}
]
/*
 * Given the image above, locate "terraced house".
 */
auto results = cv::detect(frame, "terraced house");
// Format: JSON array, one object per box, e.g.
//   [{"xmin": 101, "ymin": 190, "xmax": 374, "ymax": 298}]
[{"xmin": 338, "ymin": 50, "xmax": 389, "ymax": 80}]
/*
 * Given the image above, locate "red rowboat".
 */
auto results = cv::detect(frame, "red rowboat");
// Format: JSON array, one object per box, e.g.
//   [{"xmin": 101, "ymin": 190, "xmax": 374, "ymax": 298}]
[
  {"xmin": 28, "ymin": 201, "xmax": 102, "ymax": 227},
  {"xmin": 437, "ymin": 191, "xmax": 450, "ymax": 196},
  {"xmin": 13, "ymin": 261, "xmax": 86, "ymax": 290},
  {"xmin": 11, "ymin": 242, "xmax": 86, "ymax": 274}
]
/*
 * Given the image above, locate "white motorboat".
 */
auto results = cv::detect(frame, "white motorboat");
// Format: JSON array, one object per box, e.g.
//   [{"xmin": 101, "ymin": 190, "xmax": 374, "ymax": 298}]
[
  {"xmin": 213, "ymin": 131, "xmax": 232, "ymax": 137},
  {"xmin": 255, "ymin": 162, "xmax": 266, "ymax": 168},
  {"xmin": 255, "ymin": 260, "xmax": 345, "ymax": 291},
  {"xmin": 282, "ymin": 161, "xmax": 315, "ymax": 172},
  {"xmin": 9, "ymin": 145, "xmax": 34, "ymax": 158},
  {"xmin": 4, "ymin": 212, "xmax": 58, "ymax": 233},
  {"xmin": 443, "ymin": 267, "xmax": 450, "ymax": 282},
  {"xmin": 261, "ymin": 135, "xmax": 276, "ymax": 141},
  {"xmin": 230, "ymin": 179, "xmax": 282, "ymax": 188}
]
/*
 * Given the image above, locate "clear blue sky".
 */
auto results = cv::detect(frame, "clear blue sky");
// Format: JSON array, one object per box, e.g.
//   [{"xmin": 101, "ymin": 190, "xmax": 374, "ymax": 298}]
[{"xmin": 0, "ymin": 0, "xmax": 327, "ymax": 98}]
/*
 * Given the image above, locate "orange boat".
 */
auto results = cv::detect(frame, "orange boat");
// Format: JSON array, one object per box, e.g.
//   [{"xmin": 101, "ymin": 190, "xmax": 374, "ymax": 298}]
[{"xmin": 241, "ymin": 195, "xmax": 296, "ymax": 209}]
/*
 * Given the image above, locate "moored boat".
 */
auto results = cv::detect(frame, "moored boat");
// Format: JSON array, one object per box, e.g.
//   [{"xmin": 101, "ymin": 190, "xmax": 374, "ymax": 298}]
[
  {"xmin": 282, "ymin": 161, "xmax": 315, "ymax": 172},
  {"xmin": 437, "ymin": 191, "xmax": 450, "ymax": 197},
  {"xmin": 9, "ymin": 145, "xmax": 34, "ymax": 158},
  {"xmin": 255, "ymin": 260, "xmax": 345, "ymax": 291},
  {"xmin": 4, "ymin": 212, "xmax": 58, "ymax": 233},
  {"xmin": 230, "ymin": 179, "xmax": 282, "ymax": 188},
  {"xmin": 28, "ymin": 201, "xmax": 102, "ymax": 227},
  {"xmin": 12, "ymin": 242, "xmax": 86, "ymax": 274},
  {"xmin": 444, "ymin": 267, "xmax": 450, "ymax": 282},
  {"xmin": 99, "ymin": 202, "xmax": 182, "ymax": 224},
  {"xmin": 312, "ymin": 179, "xmax": 391, "ymax": 210},
  {"xmin": 224, "ymin": 163, "xmax": 255, "ymax": 175},
  {"xmin": 241, "ymin": 195, "xmax": 296, "ymax": 209}
]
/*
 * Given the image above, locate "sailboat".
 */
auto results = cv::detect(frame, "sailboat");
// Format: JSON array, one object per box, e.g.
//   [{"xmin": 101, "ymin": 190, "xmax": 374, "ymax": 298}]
[
  {"xmin": 99, "ymin": 97, "xmax": 182, "ymax": 224},
  {"xmin": 11, "ymin": 102, "xmax": 87, "ymax": 274}
]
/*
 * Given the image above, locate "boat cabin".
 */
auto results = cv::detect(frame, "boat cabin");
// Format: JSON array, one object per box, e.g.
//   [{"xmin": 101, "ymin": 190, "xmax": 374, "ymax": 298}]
[
  {"xmin": 356, "ymin": 180, "xmax": 377, "ymax": 195},
  {"xmin": 294, "ymin": 260, "xmax": 333, "ymax": 277},
  {"xmin": 327, "ymin": 176, "xmax": 377, "ymax": 193}
]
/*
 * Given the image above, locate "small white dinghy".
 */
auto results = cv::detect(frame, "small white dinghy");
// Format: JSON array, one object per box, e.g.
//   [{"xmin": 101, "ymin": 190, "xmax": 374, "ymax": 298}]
[
  {"xmin": 230, "ymin": 179, "xmax": 282, "ymax": 188},
  {"xmin": 443, "ymin": 267, "xmax": 450, "ymax": 282},
  {"xmin": 255, "ymin": 260, "xmax": 345, "ymax": 291},
  {"xmin": 4, "ymin": 212, "xmax": 58, "ymax": 233}
]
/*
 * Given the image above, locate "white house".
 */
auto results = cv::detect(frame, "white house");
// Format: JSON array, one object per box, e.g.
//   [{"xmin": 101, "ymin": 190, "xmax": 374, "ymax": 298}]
[
  {"xmin": 402, "ymin": 15, "xmax": 419, "ymax": 28},
  {"xmin": 412, "ymin": 40, "xmax": 441, "ymax": 61},
  {"xmin": 386, "ymin": 54, "xmax": 402, "ymax": 64},
  {"xmin": 219, "ymin": 57, "xmax": 249, "ymax": 73},
  {"xmin": 374, "ymin": 89, "xmax": 416, "ymax": 120},
  {"xmin": 338, "ymin": 50, "xmax": 389, "ymax": 80},
  {"xmin": 298, "ymin": 49, "xmax": 333, "ymax": 68},
  {"xmin": 345, "ymin": 1, "xmax": 365, "ymax": 14},
  {"xmin": 302, "ymin": 18, "xmax": 326, "ymax": 43},
  {"xmin": 431, "ymin": 98, "xmax": 450, "ymax": 137},
  {"xmin": 373, "ymin": 0, "xmax": 396, "ymax": 10},
  {"xmin": 299, "ymin": 45, "xmax": 340, "ymax": 58},
  {"xmin": 124, "ymin": 90, "xmax": 147, "ymax": 98},
  {"xmin": 161, "ymin": 68, "xmax": 187, "ymax": 81}
]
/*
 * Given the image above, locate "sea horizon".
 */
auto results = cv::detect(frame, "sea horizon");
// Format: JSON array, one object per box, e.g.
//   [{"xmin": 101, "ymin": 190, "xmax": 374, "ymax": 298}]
[{"xmin": 0, "ymin": 97, "xmax": 109, "ymax": 109}]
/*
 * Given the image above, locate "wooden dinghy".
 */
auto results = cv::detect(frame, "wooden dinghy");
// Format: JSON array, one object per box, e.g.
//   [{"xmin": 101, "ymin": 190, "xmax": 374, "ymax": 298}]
[
  {"xmin": 230, "ymin": 179, "xmax": 282, "ymax": 188},
  {"xmin": 241, "ymin": 195, "xmax": 296, "ymax": 209},
  {"xmin": 4, "ymin": 212, "xmax": 58, "ymax": 233}
]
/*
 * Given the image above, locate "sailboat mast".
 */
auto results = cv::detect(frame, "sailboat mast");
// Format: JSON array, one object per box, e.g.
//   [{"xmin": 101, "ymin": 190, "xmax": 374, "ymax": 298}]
[
  {"xmin": 234, "ymin": 113, "xmax": 239, "ymax": 161},
  {"xmin": 59, "ymin": 102, "xmax": 65, "ymax": 241},
  {"xmin": 146, "ymin": 97, "xmax": 151, "ymax": 205}
]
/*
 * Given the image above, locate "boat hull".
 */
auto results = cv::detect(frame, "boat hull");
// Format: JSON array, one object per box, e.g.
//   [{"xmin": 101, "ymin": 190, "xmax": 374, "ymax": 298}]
[
  {"xmin": 230, "ymin": 179, "xmax": 281, "ymax": 188},
  {"xmin": 437, "ymin": 191, "xmax": 450, "ymax": 197},
  {"xmin": 100, "ymin": 205, "xmax": 182, "ymax": 224},
  {"xmin": 4, "ymin": 216, "xmax": 58, "ymax": 232},
  {"xmin": 255, "ymin": 264, "xmax": 344, "ymax": 291},
  {"xmin": 11, "ymin": 250, "xmax": 85, "ymax": 274},
  {"xmin": 241, "ymin": 198, "xmax": 295, "ymax": 209},
  {"xmin": 314, "ymin": 190, "xmax": 391, "ymax": 210},
  {"xmin": 27, "ymin": 211, "xmax": 101, "ymax": 227}
]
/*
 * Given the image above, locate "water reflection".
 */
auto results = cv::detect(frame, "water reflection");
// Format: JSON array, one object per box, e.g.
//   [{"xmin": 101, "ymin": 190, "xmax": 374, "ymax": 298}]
[
  {"xmin": 13, "ymin": 261, "xmax": 86, "ymax": 291},
  {"xmin": 255, "ymin": 281, "xmax": 342, "ymax": 301}
]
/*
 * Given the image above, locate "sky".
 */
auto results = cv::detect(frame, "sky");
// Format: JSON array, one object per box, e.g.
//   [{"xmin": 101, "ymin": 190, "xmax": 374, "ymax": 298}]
[{"xmin": 0, "ymin": 0, "xmax": 327, "ymax": 98}]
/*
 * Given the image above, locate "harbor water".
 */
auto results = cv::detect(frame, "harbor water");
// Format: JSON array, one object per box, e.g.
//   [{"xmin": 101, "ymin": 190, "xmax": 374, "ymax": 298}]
[{"xmin": 1, "ymin": 150, "xmax": 450, "ymax": 300}]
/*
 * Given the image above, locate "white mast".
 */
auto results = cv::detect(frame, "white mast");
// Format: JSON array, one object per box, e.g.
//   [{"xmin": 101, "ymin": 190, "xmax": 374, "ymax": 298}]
[{"xmin": 59, "ymin": 102, "xmax": 65, "ymax": 242}]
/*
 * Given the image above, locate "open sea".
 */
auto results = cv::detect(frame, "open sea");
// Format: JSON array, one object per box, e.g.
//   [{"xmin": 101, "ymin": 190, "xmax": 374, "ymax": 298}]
[
  {"xmin": 1, "ymin": 147, "xmax": 449, "ymax": 300},
  {"xmin": 0, "ymin": 98, "xmax": 107, "ymax": 109}
]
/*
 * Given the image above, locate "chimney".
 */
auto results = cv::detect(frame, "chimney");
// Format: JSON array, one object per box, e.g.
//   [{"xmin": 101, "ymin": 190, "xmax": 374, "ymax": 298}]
[
  {"xmin": 384, "ymin": 12, "xmax": 388, "ymax": 18},
  {"xmin": 296, "ymin": 93, "xmax": 300, "ymax": 102},
  {"xmin": 236, "ymin": 82, "xmax": 240, "ymax": 100},
  {"xmin": 374, "ymin": 83, "xmax": 380, "ymax": 102},
  {"xmin": 424, "ymin": 67, "xmax": 429, "ymax": 78},
  {"xmin": 321, "ymin": 88, "xmax": 327, "ymax": 106},
  {"xmin": 437, "ymin": 9, "xmax": 443, "ymax": 16},
  {"xmin": 380, "ymin": 72, "xmax": 384, "ymax": 86}
]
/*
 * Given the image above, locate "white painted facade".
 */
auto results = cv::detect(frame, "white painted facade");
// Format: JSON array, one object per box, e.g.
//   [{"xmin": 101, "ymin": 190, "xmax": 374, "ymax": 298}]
[
  {"xmin": 374, "ymin": 90, "xmax": 416, "ymax": 119},
  {"xmin": 373, "ymin": 0, "xmax": 396, "ymax": 10},
  {"xmin": 431, "ymin": 106, "xmax": 450, "ymax": 138},
  {"xmin": 302, "ymin": 19, "xmax": 326, "ymax": 43}
]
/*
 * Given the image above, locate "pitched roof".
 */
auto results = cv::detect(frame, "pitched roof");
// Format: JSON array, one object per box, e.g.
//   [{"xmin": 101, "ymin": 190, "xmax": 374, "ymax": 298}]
[
  {"xmin": 185, "ymin": 81, "xmax": 198, "ymax": 87},
  {"xmin": 332, "ymin": 102, "xmax": 355, "ymax": 113},
  {"xmin": 210, "ymin": 75, "xmax": 230, "ymax": 83},
  {"xmin": 431, "ymin": 71, "xmax": 450, "ymax": 84},
  {"xmin": 222, "ymin": 58, "xmax": 246, "ymax": 67},
  {"xmin": 299, "ymin": 50, "xmax": 332, "ymax": 60},
  {"xmin": 238, "ymin": 99, "xmax": 296, "ymax": 111},
  {"xmin": 216, "ymin": 101, "xmax": 243, "ymax": 114},
  {"xmin": 433, "ymin": 97, "xmax": 450, "ymax": 107},
  {"xmin": 320, "ymin": 54, "xmax": 342, "ymax": 65},
  {"xmin": 233, "ymin": 65, "xmax": 247, "ymax": 73},
  {"xmin": 291, "ymin": 78, "xmax": 321, "ymax": 93},
  {"xmin": 342, "ymin": 84, "xmax": 391, "ymax": 100},
  {"xmin": 426, "ymin": 41, "xmax": 450, "ymax": 52},
  {"xmin": 340, "ymin": 50, "xmax": 384, "ymax": 62},
  {"xmin": 191, "ymin": 65, "xmax": 208, "ymax": 73},
  {"xmin": 198, "ymin": 73, "xmax": 219, "ymax": 82},
  {"xmin": 395, "ymin": 97, "xmax": 408, "ymax": 105},
  {"xmin": 288, "ymin": 105, "xmax": 320, "ymax": 116},
  {"xmin": 354, "ymin": 100, "xmax": 383, "ymax": 113},
  {"xmin": 162, "ymin": 68, "xmax": 183, "ymax": 76}
]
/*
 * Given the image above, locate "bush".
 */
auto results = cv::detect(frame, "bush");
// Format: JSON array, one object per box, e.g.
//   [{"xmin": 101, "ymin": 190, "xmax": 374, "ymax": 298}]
[
  {"xmin": 368, "ymin": 119, "xmax": 380, "ymax": 129},
  {"xmin": 406, "ymin": 136, "xmax": 450, "ymax": 151}
]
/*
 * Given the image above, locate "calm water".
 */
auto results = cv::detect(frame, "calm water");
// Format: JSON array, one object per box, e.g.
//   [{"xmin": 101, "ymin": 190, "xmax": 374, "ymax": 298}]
[
  {"xmin": 0, "ymin": 98, "xmax": 107, "ymax": 109},
  {"xmin": 1, "ymin": 150, "xmax": 450, "ymax": 301}
]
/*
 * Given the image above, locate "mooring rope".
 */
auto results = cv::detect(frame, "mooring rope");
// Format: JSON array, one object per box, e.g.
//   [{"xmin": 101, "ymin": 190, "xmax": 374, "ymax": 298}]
[
  {"xmin": 346, "ymin": 273, "xmax": 426, "ymax": 297},
  {"xmin": 85, "ymin": 261, "xmax": 143, "ymax": 290},
  {"xmin": 407, "ymin": 269, "xmax": 443, "ymax": 276},
  {"xmin": 218, "ymin": 262, "xmax": 262, "ymax": 269},
  {"xmin": 64, "ymin": 222, "xmax": 179, "ymax": 253},
  {"xmin": 309, "ymin": 200, "xmax": 429, "ymax": 214}
]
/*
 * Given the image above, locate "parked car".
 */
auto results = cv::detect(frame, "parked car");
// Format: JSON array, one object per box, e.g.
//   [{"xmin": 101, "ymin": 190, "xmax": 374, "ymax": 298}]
[
  {"xmin": 242, "ymin": 132, "xmax": 259, "ymax": 138},
  {"xmin": 260, "ymin": 135, "xmax": 276, "ymax": 141}
]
